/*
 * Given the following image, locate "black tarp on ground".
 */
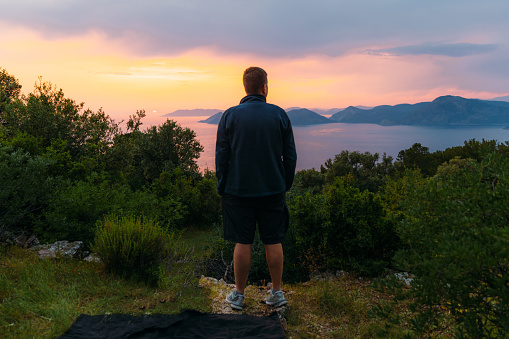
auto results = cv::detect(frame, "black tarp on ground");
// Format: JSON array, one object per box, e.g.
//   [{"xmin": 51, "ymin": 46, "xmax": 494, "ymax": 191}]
[{"xmin": 58, "ymin": 309, "xmax": 285, "ymax": 339}]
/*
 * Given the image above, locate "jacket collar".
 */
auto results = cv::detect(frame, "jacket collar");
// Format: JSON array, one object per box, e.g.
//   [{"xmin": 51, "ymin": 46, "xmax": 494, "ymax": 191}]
[{"xmin": 240, "ymin": 94, "xmax": 267, "ymax": 104}]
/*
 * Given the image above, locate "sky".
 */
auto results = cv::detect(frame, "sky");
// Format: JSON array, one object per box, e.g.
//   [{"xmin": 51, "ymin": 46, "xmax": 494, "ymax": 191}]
[{"xmin": 1, "ymin": 0, "xmax": 508, "ymax": 122}]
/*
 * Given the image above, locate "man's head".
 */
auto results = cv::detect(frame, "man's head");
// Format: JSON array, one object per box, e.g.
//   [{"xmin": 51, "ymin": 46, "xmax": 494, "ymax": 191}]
[{"xmin": 243, "ymin": 67, "xmax": 268, "ymax": 96}]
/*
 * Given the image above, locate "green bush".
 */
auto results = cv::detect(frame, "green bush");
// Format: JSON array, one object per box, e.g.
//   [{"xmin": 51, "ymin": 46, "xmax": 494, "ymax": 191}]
[
  {"xmin": 323, "ymin": 176, "xmax": 399, "ymax": 276},
  {"xmin": 2, "ymin": 79, "xmax": 119, "ymax": 162},
  {"xmin": 393, "ymin": 152, "xmax": 509, "ymax": 337},
  {"xmin": 322, "ymin": 150, "xmax": 395, "ymax": 192},
  {"xmin": 290, "ymin": 168, "xmax": 325, "ymax": 196},
  {"xmin": 152, "ymin": 168, "xmax": 220, "ymax": 228},
  {"xmin": 285, "ymin": 192, "xmax": 327, "ymax": 280},
  {"xmin": 92, "ymin": 215, "xmax": 175, "ymax": 285},
  {"xmin": 0, "ymin": 144, "xmax": 64, "ymax": 235},
  {"xmin": 42, "ymin": 178, "xmax": 185, "ymax": 246}
]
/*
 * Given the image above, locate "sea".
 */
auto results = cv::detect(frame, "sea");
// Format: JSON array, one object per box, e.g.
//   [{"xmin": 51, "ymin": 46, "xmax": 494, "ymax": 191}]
[{"xmin": 144, "ymin": 116, "xmax": 509, "ymax": 172}]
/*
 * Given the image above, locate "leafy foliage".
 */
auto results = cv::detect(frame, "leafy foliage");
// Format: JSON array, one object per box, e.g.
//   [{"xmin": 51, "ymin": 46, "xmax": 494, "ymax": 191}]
[
  {"xmin": 285, "ymin": 192, "xmax": 327, "ymax": 280},
  {"xmin": 396, "ymin": 143, "xmax": 437, "ymax": 176},
  {"xmin": 152, "ymin": 168, "xmax": 220, "ymax": 228},
  {"xmin": 0, "ymin": 68, "xmax": 22, "ymax": 116},
  {"xmin": 393, "ymin": 152, "xmax": 509, "ymax": 337},
  {"xmin": 134, "ymin": 120, "xmax": 204, "ymax": 184},
  {"xmin": 41, "ymin": 178, "xmax": 184, "ymax": 246},
  {"xmin": 290, "ymin": 168, "xmax": 325, "ymax": 195},
  {"xmin": 323, "ymin": 176, "xmax": 399, "ymax": 276},
  {"xmin": 396, "ymin": 139, "xmax": 509, "ymax": 177},
  {"xmin": 0, "ymin": 145, "xmax": 64, "ymax": 235},
  {"xmin": 0, "ymin": 70, "xmax": 218, "ymax": 244},
  {"xmin": 322, "ymin": 150, "xmax": 395, "ymax": 192},
  {"xmin": 2, "ymin": 79, "xmax": 120, "ymax": 162}
]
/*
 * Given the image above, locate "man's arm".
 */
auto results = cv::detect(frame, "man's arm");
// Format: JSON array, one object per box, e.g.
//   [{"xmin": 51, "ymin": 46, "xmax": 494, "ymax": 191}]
[
  {"xmin": 282, "ymin": 120, "xmax": 297, "ymax": 191},
  {"xmin": 215, "ymin": 112, "xmax": 230, "ymax": 195}
]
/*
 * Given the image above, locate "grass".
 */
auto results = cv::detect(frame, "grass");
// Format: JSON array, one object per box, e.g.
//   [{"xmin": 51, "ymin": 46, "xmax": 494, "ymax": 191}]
[
  {"xmin": 1, "ymin": 228, "xmax": 454, "ymax": 338},
  {"xmin": 0, "ymin": 244, "xmax": 212, "ymax": 338},
  {"xmin": 283, "ymin": 275, "xmax": 417, "ymax": 338}
]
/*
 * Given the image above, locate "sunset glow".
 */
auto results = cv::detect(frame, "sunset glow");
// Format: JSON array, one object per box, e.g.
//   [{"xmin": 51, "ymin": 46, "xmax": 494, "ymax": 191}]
[{"xmin": 1, "ymin": 1, "xmax": 508, "ymax": 122}]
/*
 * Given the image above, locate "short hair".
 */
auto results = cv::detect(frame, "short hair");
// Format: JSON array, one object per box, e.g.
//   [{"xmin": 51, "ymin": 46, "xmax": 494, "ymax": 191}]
[{"xmin": 243, "ymin": 67, "xmax": 268, "ymax": 94}]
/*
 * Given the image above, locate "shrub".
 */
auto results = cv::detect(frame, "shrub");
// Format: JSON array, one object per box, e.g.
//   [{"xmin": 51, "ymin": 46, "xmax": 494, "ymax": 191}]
[
  {"xmin": 393, "ymin": 152, "xmax": 509, "ymax": 337},
  {"xmin": 0, "ymin": 145, "xmax": 64, "ymax": 235},
  {"xmin": 290, "ymin": 168, "xmax": 325, "ymax": 196},
  {"xmin": 323, "ymin": 175, "xmax": 399, "ymax": 276},
  {"xmin": 92, "ymin": 215, "xmax": 174, "ymax": 285},
  {"xmin": 152, "ymin": 168, "xmax": 220, "ymax": 228},
  {"xmin": 322, "ymin": 150, "xmax": 395, "ymax": 192},
  {"xmin": 285, "ymin": 192, "xmax": 327, "ymax": 280},
  {"xmin": 2, "ymin": 79, "xmax": 119, "ymax": 161},
  {"xmin": 41, "ymin": 176, "xmax": 186, "ymax": 246}
]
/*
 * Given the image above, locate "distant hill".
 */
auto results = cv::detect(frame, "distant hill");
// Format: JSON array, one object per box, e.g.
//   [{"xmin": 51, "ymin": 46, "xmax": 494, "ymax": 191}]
[
  {"xmin": 286, "ymin": 107, "xmax": 342, "ymax": 116},
  {"xmin": 288, "ymin": 106, "xmax": 372, "ymax": 116},
  {"xmin": 401, "ymin": 96, "xmax": 509, "ymax": 125},
  {"xmin": 330, "ymin": 96, "xmax": 509, "ymax": 126},
  {"xmin": 199, "ymin": 112, "xmax": 223, "ymax": 124},
  {"xmin": 199, "ymin": 108, "xmax": 332, "ymax": 126},
  {"xmin": 491, "ymin": 95, "xmax": 509, "ymax": 102},
  {"xmin": 162, "ymin": 109, "xmax": 223, "ymax": 117},
  {"xmin": 330, "ymin": 102, "xmax": 429, "ymax": 125},
  {"xmin": 285, "ymin": 109, "xmax": 332, "ymax": 126}
]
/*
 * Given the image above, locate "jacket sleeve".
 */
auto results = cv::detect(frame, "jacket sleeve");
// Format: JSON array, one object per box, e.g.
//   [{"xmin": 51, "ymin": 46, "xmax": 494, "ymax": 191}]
[
  {"xmin": 282, "ymin": 118, "xmax": 297, "ymax": 191},
  {"xmin": 215, "ymin": 112, "xmax": 230, "ymax": 195}
]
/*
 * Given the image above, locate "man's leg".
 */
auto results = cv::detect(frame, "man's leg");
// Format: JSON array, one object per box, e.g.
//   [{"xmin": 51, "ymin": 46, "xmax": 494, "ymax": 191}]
[
  {"xmin": 265, "ymin": 243, "xmax": 283, "ymax": 291},
  {"xmin": 234, "ymin": 243, "xmax": 253, "ymax": 293}
]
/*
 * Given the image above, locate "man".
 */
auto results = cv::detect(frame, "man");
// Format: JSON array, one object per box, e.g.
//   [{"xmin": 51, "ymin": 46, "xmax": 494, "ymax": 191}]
[{"xmin": 215, "ymin": 66, "xmax": 297, "ymax": 310}]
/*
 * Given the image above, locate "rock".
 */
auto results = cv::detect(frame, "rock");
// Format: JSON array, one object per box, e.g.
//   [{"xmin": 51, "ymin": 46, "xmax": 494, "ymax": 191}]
[
  {"xmin": 1, "ymin": 232, "xmax": 40, "ymax": 248},
  {"xmin": 83, "ymin": 253, "xmax": 101, "ymax": 263},
  {"xmin": 32, "ymin": 241, "xmax": 85, "ymax": 260},
  {"xmin": 37, "ymin": 248, "xmax": 57, "ymax": 259},
  {"xmin": 20, "ymin": 234, "xmax": 40, "ymax": 248},
  {"xmin": 1, "ymin": 231, "xmax": 99, "ymax": 263},
  {"xmin": 393, "ymin": 272, "xmax": 413, "ymax": 286}
]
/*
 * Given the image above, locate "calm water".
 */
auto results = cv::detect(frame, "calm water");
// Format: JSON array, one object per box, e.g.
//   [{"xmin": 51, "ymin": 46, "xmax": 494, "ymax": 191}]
[{"xmin": 144, "ymin": 115, "xmax": 509, "ymax": 171}]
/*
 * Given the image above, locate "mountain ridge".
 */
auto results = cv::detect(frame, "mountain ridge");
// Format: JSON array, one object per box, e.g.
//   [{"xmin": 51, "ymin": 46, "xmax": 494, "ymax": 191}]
[
  {"xmin": 329, "ymin": 95, "xmax": 509, "ymax": 126},
  {"xmin": 196, "ymin": 95, "xmax": 509, "ymax": 126}
]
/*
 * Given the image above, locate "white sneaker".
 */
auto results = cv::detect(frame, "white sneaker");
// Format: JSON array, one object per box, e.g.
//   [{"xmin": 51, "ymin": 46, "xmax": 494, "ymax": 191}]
[
  {"xmin": 265, "ymin": 289, "xmax": 287, "ymax": 307},
  {"xmin": 226, "ymin": 290, "xmax": 245, "ymax": 310}
]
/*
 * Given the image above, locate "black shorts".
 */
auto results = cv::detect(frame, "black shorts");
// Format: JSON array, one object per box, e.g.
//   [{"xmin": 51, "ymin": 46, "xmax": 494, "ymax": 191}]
[{"xmin": 221, "ymin": 193, "xmax": 289, "ymax": 245}]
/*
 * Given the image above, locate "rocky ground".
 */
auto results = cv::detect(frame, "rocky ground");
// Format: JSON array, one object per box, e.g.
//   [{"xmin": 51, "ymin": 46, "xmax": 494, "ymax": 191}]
[{"xmin": 198, "ymin": 276, "xmax": 292, "ymax": 330}]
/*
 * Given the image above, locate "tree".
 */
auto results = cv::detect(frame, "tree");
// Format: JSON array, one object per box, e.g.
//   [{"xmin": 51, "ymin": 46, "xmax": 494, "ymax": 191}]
[
  {"xmin": 396, "ymin": 143, "xmax": 437, "ymax": 176},
  {"xmin": 2, "ymin": 78, "xmax": 120, "ymax": 161},
  {"xmin": 322, "ymin": 150, "xmax": 395, "ymax": 192},
  {"xmin": 290, "ymin": 168, "xmax": 325, "ymax": 196},
  {"xmin": 0, "ymin": 68, "xmax": 22, "ymax": 118},
  {"xmin": 436, "ymin": 138, "xmax": 509, "ymax": 164},
  {"xmin": 393, "ymin": 152, "xmax": 509, "ymax": 337},
  {"xmin": 135, "ymin": 120, "xmax": 204, "ymax": 185},
  {"xmin": 0, "ymin": 145, "xmax": 64, "ymax": 235},
  {"xmin": 323, "ymin": 175, "xmax": 398, "ymax": 276}
]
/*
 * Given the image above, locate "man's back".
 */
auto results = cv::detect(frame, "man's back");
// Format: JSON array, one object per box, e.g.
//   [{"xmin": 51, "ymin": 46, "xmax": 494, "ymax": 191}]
[
  {"xmin": 216, "ymin": 66, "xmax": 296, "ymax": 311},
  {"xmin": 215, "ymin": 94, "xmax": 296, "ymax": 197}
]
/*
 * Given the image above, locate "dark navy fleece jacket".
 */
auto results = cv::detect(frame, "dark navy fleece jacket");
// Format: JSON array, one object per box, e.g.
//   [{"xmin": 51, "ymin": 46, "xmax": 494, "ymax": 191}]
[{"xmin": 215, "ymin": 94, "xmax": 297, "ymax": 197}]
